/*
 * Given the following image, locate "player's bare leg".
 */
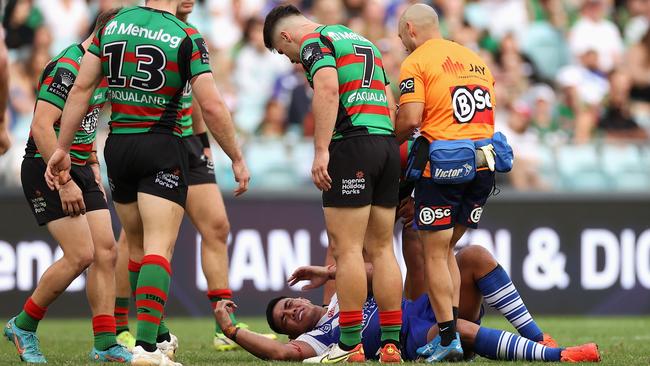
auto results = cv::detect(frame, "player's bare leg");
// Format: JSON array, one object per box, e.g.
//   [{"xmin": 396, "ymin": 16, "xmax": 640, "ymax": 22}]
[
  {"xmin": 323, "ymin": 206, "xmax": 370, "ymax": 361},
  {"xmin": 364, "ymin": 205, "xmax": 404, "ymax": 362},
  {"xmin": 322, "ymin": 244, "xmax": 336, "ymax": 305},
  {"xmin": 115, "ymin": 195, "xmax": 183, "ymax": 363},
  {"xmin": 114, "ymin": 230, "xmax": 136, "ymax": 349},
  {"xmin": 6, "ymin": 216, "xmax": 94, "ymax": 363},
  {"xmin": 402, "ymin": 224, "xmax": 426, "ymax": 300},
  {"xmin": 449, "ymin": 224, "xmax": 468, "ymax": 320},
  {"xmin": 185, "ymin": 183, "xmax": 237, "ymax": 350},
  {"xmin": 85, "ymin": 209, "xmax": 131, "ymax": 361}
]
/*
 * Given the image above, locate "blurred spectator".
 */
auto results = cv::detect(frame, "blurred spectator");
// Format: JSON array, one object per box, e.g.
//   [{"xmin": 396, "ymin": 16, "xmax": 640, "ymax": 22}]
[
  {"xmin": 569, "ymin": 0, "xmax": 624, "ymax": 73},
  {"xmin": 311, "ymin": 0, "xmax": 345, "ymax": 25},
  {"xmin": 627, "ymin": 28, "xmax": 650, "ymax": 103},
  {"xmin": 3, "ymin": 0, "xmax": 43, "ymax": 51},
  {"xmin": 257, "ymin": 99, "xmax": 286, "ymax": 138},
  {"xmin": 232, "ymin": 17, "xmax": 291, "ymax": 135},
  {"xmin": 7, "ymin": 47, "xmax": 47, "ymax": 135},
  {"xmin": 36, "ymin": 0, "xmax": 89, "ymax": 55},
  {"xmin": 502, "ymin": 101, "xmax": 550, "ymax": 191},
  {"xmin": 624, "ymin": 0, "xmax": 649, "ymax": 45},
  {"xmin": 598, "ymin": 69, "xmax": 649, "ymax": 140}
]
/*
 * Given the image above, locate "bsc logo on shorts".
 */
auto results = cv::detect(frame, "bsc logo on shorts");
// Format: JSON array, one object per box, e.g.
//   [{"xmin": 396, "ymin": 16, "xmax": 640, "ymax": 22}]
[
  {"xmin": 418, "ymin": 206, "xmax": 452, "ymax": 226},
  {"xmin": 469, "ymin": 206, "xmax": 483, "ymax": 224}
]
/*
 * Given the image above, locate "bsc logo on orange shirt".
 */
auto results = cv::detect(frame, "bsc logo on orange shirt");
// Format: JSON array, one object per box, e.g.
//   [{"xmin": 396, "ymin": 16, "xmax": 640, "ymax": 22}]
[{"xmin": 450, "ymin": 85, "xmax": 492, "ymax": 124}]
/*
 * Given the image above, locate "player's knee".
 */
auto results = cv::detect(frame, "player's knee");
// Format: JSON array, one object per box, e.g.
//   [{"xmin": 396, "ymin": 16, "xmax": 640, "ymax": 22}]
[
  {"xmin": 69, "ymin": 248, "xmax": 95, "ymax": 273},
  {"xmin": 456, "ymin": 245, "xmax": 497, "ymax": 271},
  {"xmin": 201, "ymin": 217, "xmax": 230, "ymax": 245},
  {"xmin": 94, "ymin": 242, "xmax": 118, "ymax": 267}
]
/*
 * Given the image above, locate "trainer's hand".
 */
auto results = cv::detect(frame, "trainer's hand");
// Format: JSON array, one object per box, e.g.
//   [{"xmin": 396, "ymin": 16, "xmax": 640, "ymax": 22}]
[
  {"xmin": 288, "ymin": 265, "xmax": 334, "ymax": 291},
  {"xmin": 398, "ymin": 197, "xmax": 415, "ymax": 227},
  {"xmin": 213, "ymin": 300, "xmax": 238, "ymax": 329},
  {"xmin": 311, "ymin": 150, "xmax": 331, "ymax": 191},
  {"xmin": 58, "ymin": 179, "xmax": 86, "ymax": 217},
  {"xmin": 45, "ymin": 148, "xmax": 72, "ymax": 191},
  {"xmin": 232, "ymin": 159, "xmax": 250, "ymax": 197}
]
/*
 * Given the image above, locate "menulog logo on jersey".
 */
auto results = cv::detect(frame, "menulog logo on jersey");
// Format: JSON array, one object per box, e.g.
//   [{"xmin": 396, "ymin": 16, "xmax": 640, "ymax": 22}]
[{"xmin": 104, "ymin": 20, "xmax": 182, "ymax": 48}]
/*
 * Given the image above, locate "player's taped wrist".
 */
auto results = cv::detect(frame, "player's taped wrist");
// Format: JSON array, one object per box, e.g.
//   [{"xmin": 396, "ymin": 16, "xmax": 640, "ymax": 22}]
[
  {"xmin": 223, "ymin": 324, "xmax": 239, "ymax": 341},
  {"xmin": 197, "ymin": 132, "xmax": 210, "ymax": 148}
]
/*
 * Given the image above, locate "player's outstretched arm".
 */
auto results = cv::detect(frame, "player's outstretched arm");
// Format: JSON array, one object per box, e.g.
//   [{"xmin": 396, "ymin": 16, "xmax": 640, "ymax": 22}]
[
  {"xmin": 395, "ymin": 101, "xmax": 423, "ymax": 144},
  {"xmin": 288, "ymin": 263, "xmax": 374, "ymax": 292},
  {"xmin": 191, "ymin": 74, "xmax": 249, "ymax": 196},
  {"xmin": 213, "ymin": 300, "xmax": 316, "ymax": 361},
  {"xmin": 311, "ymin": 67, "xmax": 339, "ymax": 192}
]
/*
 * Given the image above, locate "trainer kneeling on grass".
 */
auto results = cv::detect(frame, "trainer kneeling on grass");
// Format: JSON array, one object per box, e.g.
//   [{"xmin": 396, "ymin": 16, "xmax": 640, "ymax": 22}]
[{"xmin": 210, "ymin": 245, "xmax": 601, "ymax": 363}]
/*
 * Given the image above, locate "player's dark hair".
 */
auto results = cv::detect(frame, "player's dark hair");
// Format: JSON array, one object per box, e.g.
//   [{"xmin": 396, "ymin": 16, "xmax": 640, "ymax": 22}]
[
  {"xmin": 265, "ymin": 296, "xmax": 288, "ymax": 334},
  {"xmin": 263, "ymin": 5, "xmax": 302, "ymax": 50},
  {"xmin": 93, "ymin": 8, "xmax": 121, "ymax": 33}
]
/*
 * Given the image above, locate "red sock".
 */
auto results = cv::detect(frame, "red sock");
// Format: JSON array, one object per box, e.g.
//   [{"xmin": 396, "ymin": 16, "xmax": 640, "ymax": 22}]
[{"xmin": 207, "ymin": 289, "xmax": 233, "ymax": 310}]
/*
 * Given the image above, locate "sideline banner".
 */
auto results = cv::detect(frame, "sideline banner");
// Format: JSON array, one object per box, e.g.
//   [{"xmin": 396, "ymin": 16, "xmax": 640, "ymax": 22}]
[{"xmin": 0, "ymin": 193, "xmax": 649, "ymax": 316}]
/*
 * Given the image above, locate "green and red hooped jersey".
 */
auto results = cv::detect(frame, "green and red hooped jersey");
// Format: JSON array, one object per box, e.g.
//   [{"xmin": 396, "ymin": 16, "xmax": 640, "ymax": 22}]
[
  {"xmin": 299, "ymin": 24, "xmax": 393, "ymax": 141},
  {"xmin": 88, "ymin": 6, "xmax": 212, "ymax": 137},
  {"xmin": 24, "ymin": 44, "xmax": 109, "ymax": 165}
]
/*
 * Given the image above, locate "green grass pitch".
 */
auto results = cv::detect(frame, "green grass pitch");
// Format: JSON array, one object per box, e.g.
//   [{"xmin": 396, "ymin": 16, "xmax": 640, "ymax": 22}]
[{"xmin": 1, "ymin": 316, "xmax": 649, "ymax": 365}]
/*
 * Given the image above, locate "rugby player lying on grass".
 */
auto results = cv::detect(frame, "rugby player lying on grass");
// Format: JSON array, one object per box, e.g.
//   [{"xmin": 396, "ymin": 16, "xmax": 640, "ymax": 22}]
[{"xmin": 212, "ymin": 245, "xmax": 600, "ymax": 363}]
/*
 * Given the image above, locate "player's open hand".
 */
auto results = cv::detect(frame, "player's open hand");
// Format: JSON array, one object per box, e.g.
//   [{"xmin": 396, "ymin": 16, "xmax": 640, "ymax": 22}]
[
  {"xmin": 45, "ymin": 148, "xmax": 72, "ymax": 191},
  {"xmin": 288, "ymin": 265, "xmax": 334, "ymax": 291},
  {"xmin": 311, "ymin": 150, "xmax": 332, "ymax": 191},
  {"xmin": 58, "ymin": 179, "xmax": 86, "ymax": 217},
  {"xmin": 232, "ymin": 159, "xmax": 250, "ymax": 197},
  {"xmin": 213, "ymin": 300, "xmax": 238, "ymax": 329}
]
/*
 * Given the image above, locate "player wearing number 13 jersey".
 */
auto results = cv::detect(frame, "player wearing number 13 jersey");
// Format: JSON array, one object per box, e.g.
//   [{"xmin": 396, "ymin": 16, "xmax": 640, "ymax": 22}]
[
  {"xmin": 264, "ymin": 5, "xmax": 404, "ymax": 363},
  {"xmin": 45, "ymin": 1, "xmax": 249, "ymax": 365}
]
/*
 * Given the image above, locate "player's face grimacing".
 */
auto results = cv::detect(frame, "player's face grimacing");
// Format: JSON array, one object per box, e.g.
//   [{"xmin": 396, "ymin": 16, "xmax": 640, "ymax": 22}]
[
  {"xmin": 273, "ymin": 31, "xmax": 301, "ymax": 64},
  {"xmin": 177, "ymin": 0, "xmax": 195, "ymax": 16},
  {"xmin": 272, "ymin": 298, "xmax": 323, "ymax": 338}
]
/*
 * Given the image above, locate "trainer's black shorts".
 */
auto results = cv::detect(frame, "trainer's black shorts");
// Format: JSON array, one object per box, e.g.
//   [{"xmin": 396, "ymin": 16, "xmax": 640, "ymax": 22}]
[
  {"xmin": 414, "ymin": 169, "xmax": 495, "ymax": 231},
  {"xmin": 182, "ymin": 135, "xmax": 216, "ymax": 186},
  {"xmin": 21, "ymin": 158, "xmax": 107, "ymax": 226},
  {"xmin": 323, "ymin": 135, "xmax": 400, "ymax": 208},
  {"xmin": 104, "ymin": 133, "xmax": 188, "ymax": 207}
]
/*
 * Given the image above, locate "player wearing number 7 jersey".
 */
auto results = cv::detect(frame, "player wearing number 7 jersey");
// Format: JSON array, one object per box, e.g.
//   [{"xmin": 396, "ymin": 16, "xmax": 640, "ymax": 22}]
[
  {"xmin": 45, "ymin": 1, "xmax": 249, "ymax": 365},
  {"xmin": 264, "ymin": 5, "xmax": 403, "ymax": 363},
  {"xmin": 394, "ymin": 4, "xmax": 501, "ymax": 362}
]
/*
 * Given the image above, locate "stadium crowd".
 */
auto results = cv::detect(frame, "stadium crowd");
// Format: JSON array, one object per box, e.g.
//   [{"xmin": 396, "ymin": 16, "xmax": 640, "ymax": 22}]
[{"xmin": 0, "ymin": 0, "xmax": 649, "ymax": 192}]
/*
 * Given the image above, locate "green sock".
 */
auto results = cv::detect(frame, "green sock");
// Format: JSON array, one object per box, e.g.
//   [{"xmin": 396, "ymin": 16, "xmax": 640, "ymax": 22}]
[
  {"xmin": 339, "ymin": 324, "xmax": 363, "ymax": 348},
  {"xmin": 135, "ymin": 256, "xmax": 170, "ymax": 346},
  {"xmin": 93, "ymin": 315, "xmax": 118, "ymax": 351},
  {"xmin": 157, "ymin": 319, "xmax": 170, "ymax": 342},
  {"xmin": 15, "ymin": 311, "xmax": 39, "ymax": 333},
  {"xmin": 115, "ymin": 297, "xmax": 130, "ymax": 334},
  {"xmin": 380, "ymin": 325, "xmax": 401, "ymax": 343},
  {"xmin": 207, "ymin": 289, "xmax": 237, "ymax": 334},
  {"xmin": 15, "ymin": 298, "xmax": 46, "ymax": 333}
]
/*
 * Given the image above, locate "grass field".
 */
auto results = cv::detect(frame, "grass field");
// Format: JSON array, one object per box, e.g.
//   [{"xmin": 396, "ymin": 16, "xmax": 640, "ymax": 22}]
[{"xmin": 1, "ymin": 316, "xmax": 649, "ymax": 365}]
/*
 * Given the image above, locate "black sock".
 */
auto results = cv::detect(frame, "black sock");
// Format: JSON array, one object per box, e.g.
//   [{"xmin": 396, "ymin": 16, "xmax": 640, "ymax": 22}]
[
  {"xmin": 156, "ymin": 332, "xmax": 171, "ymax": 343},
  {"xmin": 452, "ymin": 307, "xmax": 459, "ymax": 328},
  {"xmin": 438, "ymin": 320, "xmax": 456, "ymax": 347},
  {"xmin": 338, "ymin": 341, "xmax": 358, "ymax": 351},
  {"xmin": 135, "ymin": 340, "xmax": 157, "ymax": 352}
]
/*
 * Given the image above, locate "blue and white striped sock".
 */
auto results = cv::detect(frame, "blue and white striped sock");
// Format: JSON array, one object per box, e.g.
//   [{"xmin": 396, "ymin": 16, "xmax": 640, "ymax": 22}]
[
  {"xmin": 474, "ymin": 327, "xmax": 562, "ymax": 361},
  {"xmin": 477, "ymin": 265, "xmax": 544, "ymax": 342}
]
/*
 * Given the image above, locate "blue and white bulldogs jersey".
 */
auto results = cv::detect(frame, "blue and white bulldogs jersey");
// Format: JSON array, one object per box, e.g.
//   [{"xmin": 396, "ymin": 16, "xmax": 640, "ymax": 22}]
[{"xmin": 296, "ymin": 294, "xmax": 383, "ymax": 359}]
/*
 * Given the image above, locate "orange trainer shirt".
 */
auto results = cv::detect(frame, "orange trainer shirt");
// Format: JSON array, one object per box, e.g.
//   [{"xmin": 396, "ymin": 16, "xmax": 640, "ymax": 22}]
[{"xmin": 399, "ymin": 38, "xmax": 496, "ymax": 142}]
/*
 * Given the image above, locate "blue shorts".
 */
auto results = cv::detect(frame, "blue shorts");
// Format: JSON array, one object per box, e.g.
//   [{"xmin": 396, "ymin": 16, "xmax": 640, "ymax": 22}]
[
  {"xmin": 414, "ymin": 169, "xmax": 495, "ymax": 231},
  {"xmin": 401, "ymin": 295, "xmax": 485, "ymax": 361}
]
